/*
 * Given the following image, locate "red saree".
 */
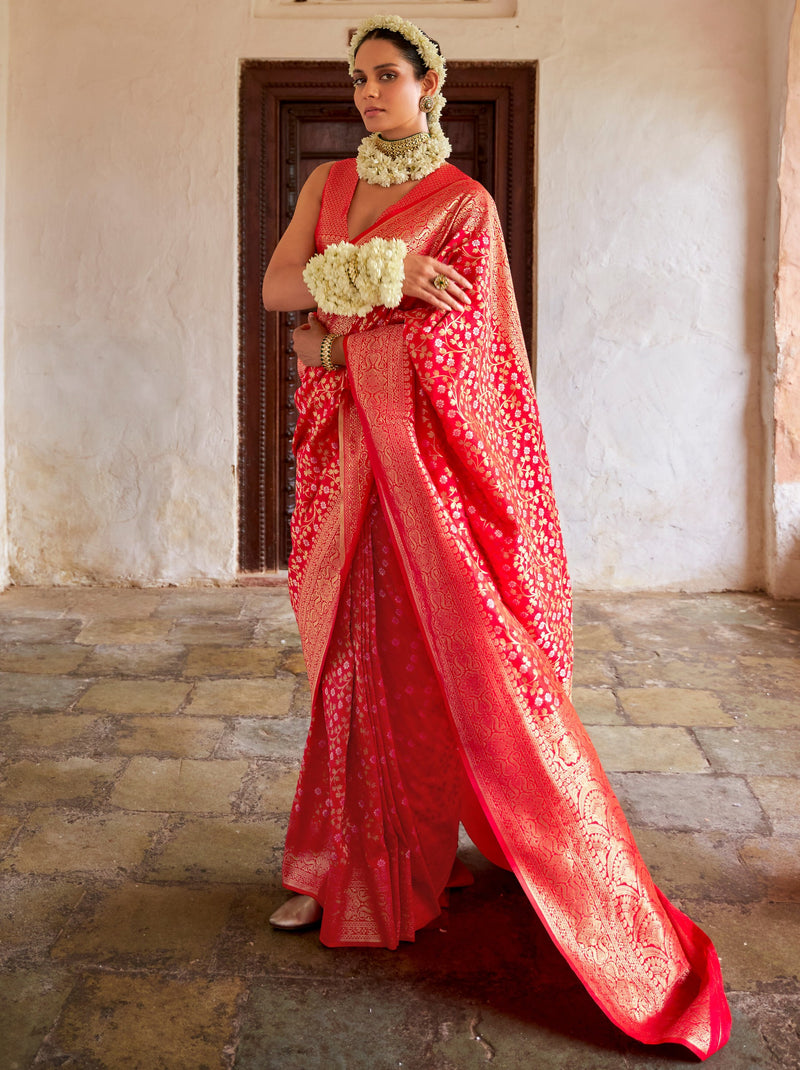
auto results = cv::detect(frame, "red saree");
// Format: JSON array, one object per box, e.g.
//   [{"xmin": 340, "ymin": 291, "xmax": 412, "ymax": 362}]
[{"xmin": 283, "ymin": 158, "xmax": 730, "ymax": 1059}]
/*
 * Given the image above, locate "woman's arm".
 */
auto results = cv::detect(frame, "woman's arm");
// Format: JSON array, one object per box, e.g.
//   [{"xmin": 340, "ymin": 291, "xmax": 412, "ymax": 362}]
[
  {"xmin": 262, "ymin": 162, "xmax": 334, "ymax": 312},
  {"xmin": 292, "ymin": 313, "xmax": 346, "ymax": 368}
]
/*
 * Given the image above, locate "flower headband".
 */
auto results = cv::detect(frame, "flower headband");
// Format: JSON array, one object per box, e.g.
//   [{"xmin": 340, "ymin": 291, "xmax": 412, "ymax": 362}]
[{"xmin": 347, "ymin": 15, "xmax": 447, "ymax": 91}]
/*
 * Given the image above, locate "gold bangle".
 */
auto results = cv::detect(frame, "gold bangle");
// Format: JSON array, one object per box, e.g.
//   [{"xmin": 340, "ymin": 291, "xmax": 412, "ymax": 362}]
[{"xmin": 320, "ymin": 333, "xmax": 337, "ymax": 372}]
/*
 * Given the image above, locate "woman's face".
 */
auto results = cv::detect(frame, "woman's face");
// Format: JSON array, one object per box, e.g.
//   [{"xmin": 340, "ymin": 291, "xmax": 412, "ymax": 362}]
[{"xmin": 351, "ymin": 38, "xmax": 437, "ymax": 140}]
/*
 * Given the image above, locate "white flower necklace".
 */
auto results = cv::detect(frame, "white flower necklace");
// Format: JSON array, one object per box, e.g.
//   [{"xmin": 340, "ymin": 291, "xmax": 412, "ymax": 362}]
[{"xmin": 356, "ymin": 127, "xmax": 451, "ymax": 188}]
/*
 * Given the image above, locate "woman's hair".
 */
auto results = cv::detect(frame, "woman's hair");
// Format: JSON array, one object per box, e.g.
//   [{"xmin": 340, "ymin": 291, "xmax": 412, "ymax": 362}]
[{"xmin": 355, "ymin": 27, "xmax": 441, "ymax": 81}]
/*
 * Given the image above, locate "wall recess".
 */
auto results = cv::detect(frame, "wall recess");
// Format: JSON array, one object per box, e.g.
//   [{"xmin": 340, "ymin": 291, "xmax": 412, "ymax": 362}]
[{"xmin": 252, "ymin": 0, "xmax": 516, "ymax": 19}]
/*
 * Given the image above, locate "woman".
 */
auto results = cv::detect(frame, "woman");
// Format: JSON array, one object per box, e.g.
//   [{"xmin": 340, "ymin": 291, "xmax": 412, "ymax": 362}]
[{"xmin": 262, "ymin": 15, "xmax": 730, "ymax": 1060}]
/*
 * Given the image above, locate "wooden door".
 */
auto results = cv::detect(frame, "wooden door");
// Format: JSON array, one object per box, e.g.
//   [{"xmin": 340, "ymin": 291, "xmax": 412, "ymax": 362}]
[{"xmin": 239, "ymin": 62, "xmax": 536, "ymax": 573}]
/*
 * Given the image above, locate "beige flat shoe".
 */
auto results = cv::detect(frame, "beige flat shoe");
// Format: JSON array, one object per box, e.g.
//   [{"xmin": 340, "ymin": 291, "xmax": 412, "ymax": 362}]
[{"xmin": 269, "ymin": 894, "xmax": 323, "ymax": 932}]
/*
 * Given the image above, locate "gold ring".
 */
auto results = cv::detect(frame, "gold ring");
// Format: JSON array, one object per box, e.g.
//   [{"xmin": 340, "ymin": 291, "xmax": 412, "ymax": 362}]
[{"xmin": 433, "ymin": 274, "xmax": 450, "ymax": 291}]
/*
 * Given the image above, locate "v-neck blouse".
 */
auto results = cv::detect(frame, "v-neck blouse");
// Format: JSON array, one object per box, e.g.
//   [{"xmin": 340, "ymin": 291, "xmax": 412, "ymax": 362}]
[{"xmin": 314, "ymin": 157, "xmax": 458, "ymax": 252}]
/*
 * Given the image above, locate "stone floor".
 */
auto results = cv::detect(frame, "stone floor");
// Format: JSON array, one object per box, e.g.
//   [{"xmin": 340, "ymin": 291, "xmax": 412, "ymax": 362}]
[{"xmin": 0, "ymin": 586, "xmax": 798, "ymax": 1069}]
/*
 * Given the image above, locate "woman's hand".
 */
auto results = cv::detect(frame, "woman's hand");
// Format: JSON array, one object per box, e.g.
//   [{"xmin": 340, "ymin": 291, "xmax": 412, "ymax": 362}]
[
  {"xmin": 292, "ymin": 314, "xmax": 327, "ymax": 367},
  {"xmin": 402, "ymin": 254, "xmax": 473, "ymax": 313},
  {"xmin": 292, "ymin": 313, "xmax": 345, "ymax": 369}
]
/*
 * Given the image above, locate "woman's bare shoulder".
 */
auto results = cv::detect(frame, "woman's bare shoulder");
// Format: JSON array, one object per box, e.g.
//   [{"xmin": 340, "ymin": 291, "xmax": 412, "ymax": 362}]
[
  {"xmin": 290, "ymin": 161, "xmax": 339, "ymax": 223},
  {"xmin": 302, "ymin": 161, "xmax": 337, "ymax": 195}
]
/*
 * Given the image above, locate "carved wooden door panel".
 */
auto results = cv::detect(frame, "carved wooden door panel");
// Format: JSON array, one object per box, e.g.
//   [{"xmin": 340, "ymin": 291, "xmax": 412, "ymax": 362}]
[{"xmin": 239, "ymin": 62, "xmax": 536, "ymax": 573}]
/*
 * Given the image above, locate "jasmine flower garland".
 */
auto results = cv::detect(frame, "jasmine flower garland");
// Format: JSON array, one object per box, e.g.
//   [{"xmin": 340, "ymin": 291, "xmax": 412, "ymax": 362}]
[
  {"xmin": 356, "ymin": 127, "xmax": 451, "ymax": 188},
  {"xmin": 303, "ymin": 237, "xmax": 408, "ymax": 317}
]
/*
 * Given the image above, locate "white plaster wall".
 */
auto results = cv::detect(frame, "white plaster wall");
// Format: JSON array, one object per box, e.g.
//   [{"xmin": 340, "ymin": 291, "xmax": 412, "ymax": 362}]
[
  {"xmin": 5, "ymin": 0, "xmax": 245, "ymax": 584},
  {"xmin": 3, "ymin": 0, "xmax": 778, "ymax": 587},
  {"xmin": 536, "ymin": 0, "xmax": 769, "ymax": 590},
  {"xmin": 0, "ymin": 0, "xmax": 8, "ymax": 589},
  {"xmin": 773, "ymin": 483, "xmax": 800, "ymax": 593}
]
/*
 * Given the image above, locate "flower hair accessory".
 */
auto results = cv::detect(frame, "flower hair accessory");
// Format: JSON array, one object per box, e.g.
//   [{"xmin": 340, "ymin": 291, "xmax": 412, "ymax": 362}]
[
  {"xmin": 348, "ymin": 15, "xmax": 446, "ymax": 91},
  {"xmin": 303, "ymin": 237, "xmax": 408, "ymax": 317},
  {"xmin": 348, "ymin": 15, "xmax": 448, "ymax": 129}
]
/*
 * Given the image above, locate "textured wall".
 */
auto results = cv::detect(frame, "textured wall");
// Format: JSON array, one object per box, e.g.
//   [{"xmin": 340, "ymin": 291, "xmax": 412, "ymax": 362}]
[
  {"xmin": 0, "ymin": 0, "xmax": 8, "ymax": 588},
  {"xmin": 3, "ymin": 0, "xmax": 781, "ymax": 587},
  {"xmin": 771, "ymin": 0, "xmax": 800, "ymax": 595},
  {"xmin": 536, "ymin": 0, "xmax": 771, "ymax": 590}
]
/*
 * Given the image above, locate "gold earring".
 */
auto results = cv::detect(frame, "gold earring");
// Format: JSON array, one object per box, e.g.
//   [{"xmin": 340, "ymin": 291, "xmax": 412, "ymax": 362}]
[{"xmin": 419, "ymin": 96, "xmax": 435, "ymax": 113}]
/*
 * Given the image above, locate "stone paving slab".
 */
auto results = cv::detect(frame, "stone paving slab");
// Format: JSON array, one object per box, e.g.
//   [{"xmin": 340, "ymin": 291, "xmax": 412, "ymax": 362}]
[
  {"xmin": 1, "ymin": 618, "xmax": 81, "ymax": 644},
  {"xmin": 150, "ymin": 589, "xmax": 249, "ymax": 618},
  {"xmin": 618, "ymin": 686, "xmax": 734, "ymax": 726},
  {"xmin": 731, "ymin": 993, "xmax": 800, "ymax": 1070},
  {"xmin": 737, "ymin": 836, "xmax": 800, "ymax": 901},
  {"xmin": 3, "ymin": 712, "xmax": 101, "ymax": 751},
  {"xmin": 185, "ymin": 677, "xmax": 296, "ymax": 718},
  {"xmin": 686, "ymin": 900, "xmax": 800, "ymax": 991},
  {"xmin": 631, "ymin": 829, "xmax": 764, "ymax": 903},
  {"xmin": 608, "ymin": 772, "xmax": 768, "ymax": 833},
  {"xmin": 280, "ymin": 649, "xmax": 307, "ymax": 674},
  {"xmin": 749, "ymin": 776, "xmax": 800, "ymax": 835},
  {"xmin": 738, "ymin": 654, "xmax": 800, "ymax": 690},
  {"xmin": 235, "ymin": 976, "xmax": 629, "ymax": 1070},
  {"xmin": 610, "ymin": 651, "xmax": 746, "ymax": 690},
  {"xmin": 572, "ymin": 623, "xmax": 623, "ymax": 651},
  {"xmin": 77, "ymin": 678, "xmax": 191, "ymax": 715},
  {"xmin": 246, "ymin": 591, "xmax": 300, "ymax": 622},
  {"xmin": 0, "ymin": 968, "xmax": 75, "ymax": 1070},
  {"xmin": 216, "ymin": 715, "xmax": 311, "ymax": 759},
  {"xmin": 37, "ymin": 972, "xmax": 244, "ymax": 1069},
  {"xmin": 290, "ymin": 674, "xmax": 312, "ymax": 718},
  {"xmin": 609, "ymin": 623, "xmax": 726, "ymax": 655},
  {"xmin": 586, "ymin": 725, "xmax": 708, "ymax": 772},
  {"xmin": 0, "ymin": 644, "xmax": 88, "ymax": 675},
  {"xmin": 78, "ymin": 642, "xmax": 188, "ymax": 678},
  {"xmin": 75, "ymin": 618, "xmax": 173, "ymax": 645},
  {"xmin": 0, "ymin": 808, "xmax": 162, "ymax": 875},
  {"xmin": 0, "ymin": 587, "xmax": 74, "ymax": 617},
  {"xmin": 168, "ymin": 618, "xmax": 256, "ymax": 645},
  {"xmin": 111, "ymin": 714, "xmax": 226, "ymax": 758},
  {"xmin": 144, "ymin": 816, "xmax": 285, "ymax": 882},
  {"xmin": 719, "ymin": 623, "xmax": 800, "ymax": 658},
  {"xmin": 1, "ymin": 757, "xmax": 124, "ymax": 805},
  {"xmin": 51, "ymin": 882, "xmax": 237, "ymax": 966},
  {"xmin": 111, "ymin": 757, "xmax": 249, "ymax": 813},
  {"xmin": 720, "ymin": 690, "xmax": 800, "ymax": 729},
  {"xmin": 0, "ymin": 812, "xmax": 22, "ymax": 850},
  {"xmin": 0, "ymin": 673, "xmax": 88, "ymax": 714},
  {"xmin": 61, "ymin": 588, "xmax": 165, "ymax": 620},
  {"xmin": 183, "ymin": 645, "xmax": 280, "ymax": 678},
  {"xmin": 695, "ymin": 727, "xmax": 800, "ymax": 776},
  {"xmin": 0, "ymin": 876, "xmax": 86, "ymax": 961},
  {"xmin": 249, "ymin": 764, "xmax": 300, "ymax": 815},
  {"xmin": 572, "ymin": 686, "xmax": 623, "ymax": 724},
  {"xmin": 570, "ymin": 651, "xmax": 617, "ymax": 687}
]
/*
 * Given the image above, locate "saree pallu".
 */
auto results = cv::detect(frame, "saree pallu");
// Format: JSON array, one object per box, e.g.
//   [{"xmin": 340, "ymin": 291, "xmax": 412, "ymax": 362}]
[{"xmin": 283, "ymin": 158, "xmax": 730, "ymax": 1059}]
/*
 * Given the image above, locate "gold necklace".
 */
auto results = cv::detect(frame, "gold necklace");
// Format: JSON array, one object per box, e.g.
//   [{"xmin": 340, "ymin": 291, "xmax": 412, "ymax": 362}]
[{"xmin": 374, "ymin": 132, "xmax": 431, "ymax": 158}]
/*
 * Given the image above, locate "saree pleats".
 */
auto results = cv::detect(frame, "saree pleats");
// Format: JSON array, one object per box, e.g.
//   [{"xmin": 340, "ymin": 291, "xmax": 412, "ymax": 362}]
[
  {"xmin": 283, "ymin": 491, "xmax": 464, "ymax": 948},
  {"xmin": 284, "ymin": 158, "xmax": 731, "ymax": 1058}
]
